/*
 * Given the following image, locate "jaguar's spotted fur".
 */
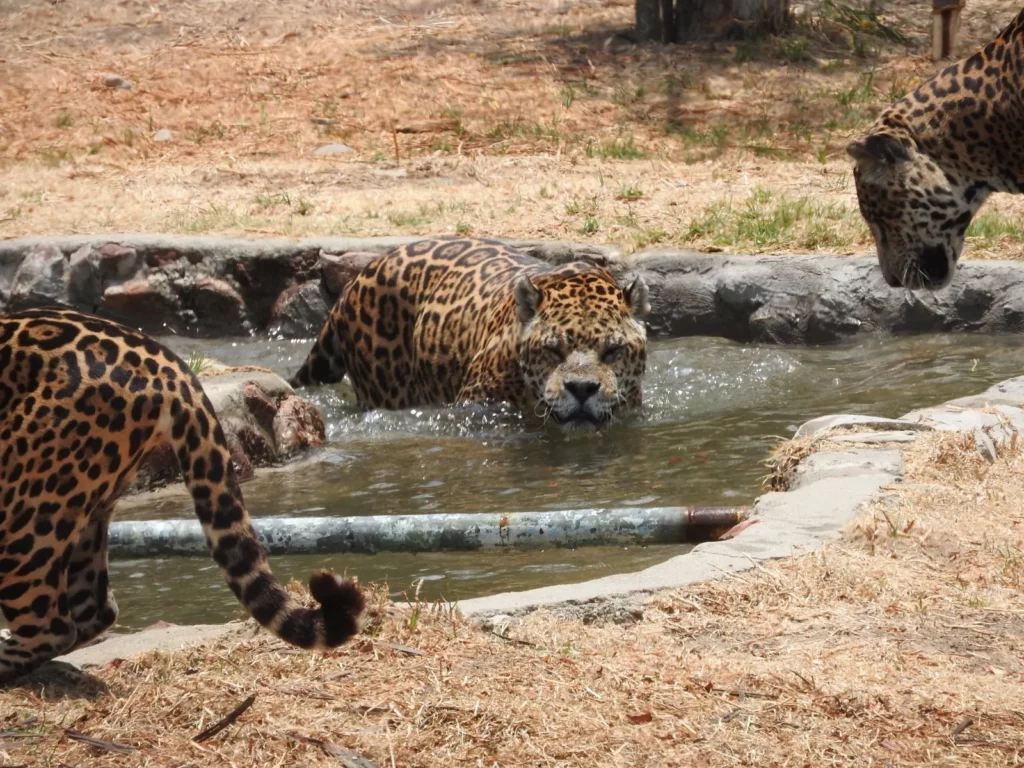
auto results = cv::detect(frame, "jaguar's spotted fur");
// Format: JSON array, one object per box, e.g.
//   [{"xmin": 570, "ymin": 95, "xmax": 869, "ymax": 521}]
[
  {"xmin": 848, "ymin": 7, "xmax": 1024, "ymax": 289},
  {"xmin": 0, "ymin": 307, "xmax": 364, "ymax": 683},
  {"xmin": 290, "ymin": 238, "xmax": 650, "ymax": 432}
]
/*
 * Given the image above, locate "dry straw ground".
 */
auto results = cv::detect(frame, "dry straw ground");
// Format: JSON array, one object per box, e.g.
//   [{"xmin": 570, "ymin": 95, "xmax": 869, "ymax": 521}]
[
  {"xmin": 2, "ymin": 428, "xmax": 1022, "ymax": 767},
  {"xmin": 3, "ymin": 0, "xmax": 1024, "ymax": 257},
  {"xmin": 3, "ymin": 3, "xmax": 1024, "ymax": 766}
]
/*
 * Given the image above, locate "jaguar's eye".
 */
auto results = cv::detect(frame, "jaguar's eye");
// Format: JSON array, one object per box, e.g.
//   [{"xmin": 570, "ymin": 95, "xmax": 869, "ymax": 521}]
[
  {"xmin": 601, "ymin": 345, "xmax": 624, "ymax": 363},
  {"xmin": 543, "ymin": 343, "xmax": 565, "ymax": 361}
]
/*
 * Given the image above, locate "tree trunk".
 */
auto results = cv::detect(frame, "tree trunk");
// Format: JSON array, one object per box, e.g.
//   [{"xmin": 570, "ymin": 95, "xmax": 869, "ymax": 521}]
[
  {"xmin": 635, "ymin": 0, "xmax": 662, "ymax": 42},
  {"xmin": 634, "ymin": 0, "xmax": 790, "ymax": 42}
]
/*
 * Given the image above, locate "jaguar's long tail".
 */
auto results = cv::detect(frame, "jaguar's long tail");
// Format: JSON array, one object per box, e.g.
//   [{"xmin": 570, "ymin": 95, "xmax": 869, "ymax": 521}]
[{"xmin": 174, "ymin": 380, "xmax": 363, "ymax": 649}]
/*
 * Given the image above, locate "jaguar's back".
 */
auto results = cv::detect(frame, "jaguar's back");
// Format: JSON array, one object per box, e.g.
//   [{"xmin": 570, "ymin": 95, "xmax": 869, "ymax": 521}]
[{"xmin": 0, "ymin": 306, "xmax": 363, "ymax": 683}]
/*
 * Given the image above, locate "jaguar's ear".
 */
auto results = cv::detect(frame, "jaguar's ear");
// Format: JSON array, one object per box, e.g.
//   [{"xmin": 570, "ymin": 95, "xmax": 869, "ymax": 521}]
[
  {"xmin": 514, "ymin": 276, "xmax": 542, "ymax": 324},
  {"xmin": 846, "ymin": 133, "xmax": 911, "ymax": 167},
  {"xmin": 623, "ymin": 276, "xmax": 650, "ymax": 319}
]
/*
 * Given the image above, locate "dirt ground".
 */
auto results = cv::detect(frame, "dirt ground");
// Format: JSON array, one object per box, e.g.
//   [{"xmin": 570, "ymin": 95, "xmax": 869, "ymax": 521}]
[
  {"xmin": 2, "ymin": 430, "xmax": 1022, "ymax": 766},
  {"xmin": 3, "ymin": 0, "xmax": 1024, "ymax": 257}
]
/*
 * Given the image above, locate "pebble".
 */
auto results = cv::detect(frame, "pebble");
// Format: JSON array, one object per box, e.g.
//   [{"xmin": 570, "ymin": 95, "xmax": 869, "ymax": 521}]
[
  {"xmin": 973, "ymin": 428, "xmax": 997, "ymax": 463},
  {"xmin": 310, "ymin": 143, "xmax": 353, "ymax": 156},
  {"xmin": 103, "ymin": 74, "xmax": 134, "ymax": 90},
  {"xmin": 153, "ymin": 129, "xmax": 174, "ymax": 142}
]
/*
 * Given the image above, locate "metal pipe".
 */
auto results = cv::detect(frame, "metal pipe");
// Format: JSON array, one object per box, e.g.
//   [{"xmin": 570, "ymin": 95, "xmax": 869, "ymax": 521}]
[{"xmin": 107, "ymin": 506, "xmax": 749, "ymax": 558}]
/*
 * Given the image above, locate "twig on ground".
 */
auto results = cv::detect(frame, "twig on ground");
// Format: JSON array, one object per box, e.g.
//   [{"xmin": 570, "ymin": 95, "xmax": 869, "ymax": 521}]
[{"xmin": 193, "ymin": 693, "xmax": 256, "ymax": 743}]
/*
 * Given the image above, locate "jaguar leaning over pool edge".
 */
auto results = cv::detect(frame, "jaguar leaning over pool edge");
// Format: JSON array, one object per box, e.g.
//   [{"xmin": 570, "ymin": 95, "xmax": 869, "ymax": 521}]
[
  {"xmin": 848, "ymin": 7, "xmax": 1024, "ymax": 291},
  {"xmin": 290, "ymin": 237, "xmax": 651, "ymax": 433},
  {"xmin": 0, "ymin": 307, "xmax": 364, "ymax": 683}
]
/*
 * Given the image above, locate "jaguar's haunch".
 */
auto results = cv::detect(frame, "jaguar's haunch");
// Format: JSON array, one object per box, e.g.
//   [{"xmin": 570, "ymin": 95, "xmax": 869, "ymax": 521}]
[{"xmin": 0, "ymin": 306, "xmax": 364, "ymax": 683}]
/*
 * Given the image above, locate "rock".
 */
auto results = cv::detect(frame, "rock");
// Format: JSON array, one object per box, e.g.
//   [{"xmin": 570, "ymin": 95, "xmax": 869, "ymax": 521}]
[
  {"xmin": 129, "ymin": 442, "xmax": 179, "ymax": 493},
  {"xmin": 98, "ymin": 243, "xmax": 139, "ymax": 277},
  {"xmin": 309, "ymin": 117, "xmax": 335, "ymax": 126},
  {"xmin": 66, "ymin": 243, "xmax": 140, "ymax": 309},
  {"xmin": 181, "ymin": 277, "xmax": 248, "ymax": 334},
  {"xmin": 273, "ymin": 396, "xmax": 326, "ymax": 457},
  {"xmin": 7, "ymin": 242, "xmax": 67, "ymax": 309},
  {"xmin": 617, "ymin": 249, "xmax": 935, "ymax": 344},
  {"xmin": 703, "ymin": 75, "xmax": 734, "ymax": 99},
  {"xmin": 224, "ymin": 430, "xmax": 256, "ymax": 482},
  {"xmin": 319, "ymin": 250, "xmax": 379, "ymax": 295},
  {"xmin": 373, "ymin": 168, "xmax": 408, "ymax": 179},
  {"xmin": 100, "ymin": 275, "xmax": 180, "ymax": 330},
  {"xmin": 0, "ymin": 234, "xmax": 631, "ymax": 335},
  {"xmin": 103, "ymin": 74, "xmax": 134, "ymax": 90},
  {"xmin": 269, "ymin": 280, "xmax": 329, "ymax": 336},
  {"xmin": 974, "ymin": 428, "xmax": 998, "ymax": 462},
  {"xmin": 243, "ymin": 382, "xmax": 279, "ymax": 432},
  {"xmin": 129, "ymin": 368, "xmax": 322, "ymax": 495},
  {"xmin": 552, "ymin": 597, "xmax": 645, "ymax": 626},
  {"xmin": 514, "ymin": 240, "xmax": 624, "ymax": 269},
  {"xmin": 478, "ymin": 614, "xmax": 517, "ymax": 637},
  {"xmin": 144, "ymin": 248, "xmax": 186, "ymax": 268},
  {"xmin": 201, "ymin": 369, "xmax": 306, "ymax": 468},
  {"xmin": 66, "ymin": 244, "xmax": 103, "ymax": 309},
  {"xmin": 310, "ymin": 143, "xmax": 353, "ymax": 156},
  {"xmin": 795, "ymin": 414, "xmax": 934, "ymax": 439},
  {"xmin": 152, "ymin": 129, "xmax": 174, "ymax": 142},
  {"xmin": 11, "ymin": 234, "xmax": 1024, "ymax": 344}
]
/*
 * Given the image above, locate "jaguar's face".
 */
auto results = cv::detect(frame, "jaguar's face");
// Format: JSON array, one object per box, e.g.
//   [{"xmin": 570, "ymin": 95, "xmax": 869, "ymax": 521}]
[
  {"xmin": 848, "ymin": 132, "xmax": 985, "ymax": 290},
  {"xmin": 514, "ymin": 270, "xmax": 649, "ymax": 433}
]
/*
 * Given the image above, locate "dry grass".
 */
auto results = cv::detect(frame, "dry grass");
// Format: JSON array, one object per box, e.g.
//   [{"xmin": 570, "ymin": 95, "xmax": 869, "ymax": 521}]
[
  {"xmin": 3, "ymin": 0, "xmax": 1024, "ymax": 257},
  {"xmin": 3, "ymin": 427, "xmax": 1023, "ymax": 766},
  {"xmin": 762, "ymin": 430, "xmax": 826, "ymax": 491}
]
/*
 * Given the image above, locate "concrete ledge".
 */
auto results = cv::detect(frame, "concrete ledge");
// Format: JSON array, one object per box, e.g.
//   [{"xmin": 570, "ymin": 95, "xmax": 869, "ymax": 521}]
[
  {"xmin": 458, "ymin": 458, "xmax": 900, "ymax": 619},
  {"xmin": 58, "ymin": 623, "xmax": 245, "ymax": 671},
  {"xmin": 5, "ymin": 233, "xmax": 1024, "ymax": 343}
]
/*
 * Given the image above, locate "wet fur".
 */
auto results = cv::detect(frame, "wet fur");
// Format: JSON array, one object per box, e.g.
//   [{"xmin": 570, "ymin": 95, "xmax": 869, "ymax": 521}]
[{"xmin": 290, "ymin": 238, "xmax": 649, "ymax": 431}]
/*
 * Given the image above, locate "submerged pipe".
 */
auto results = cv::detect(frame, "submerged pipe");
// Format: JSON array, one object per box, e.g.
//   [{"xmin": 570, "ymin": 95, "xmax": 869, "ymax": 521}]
[{"xmin": 108, "ymin": 506, "xmax": 749, "ymax": 558}]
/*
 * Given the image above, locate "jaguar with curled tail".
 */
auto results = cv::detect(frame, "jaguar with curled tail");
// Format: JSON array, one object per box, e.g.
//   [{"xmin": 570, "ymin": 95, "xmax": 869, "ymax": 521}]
[{"xmin": 0, "ymin": 307, "xmax": 363, "ymax": 683}]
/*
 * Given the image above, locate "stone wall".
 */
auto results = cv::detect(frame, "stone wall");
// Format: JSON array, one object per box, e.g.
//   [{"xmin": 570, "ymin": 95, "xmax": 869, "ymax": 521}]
[{"xmin": 3, "ymin": 234, "xmax": 1024, "ymax": 343}]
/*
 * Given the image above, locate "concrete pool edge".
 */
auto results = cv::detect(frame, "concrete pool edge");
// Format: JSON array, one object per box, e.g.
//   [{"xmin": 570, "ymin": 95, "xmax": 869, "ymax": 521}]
[
  {"xmin": 455, "ymin": 451, "xmax": 902, "ymax": 621},
  {"xmin": 55, "ymin": 373, "xmax": 1024, "ymax": 671},
  {"xmin": 6, "ymin": 233, "xmax": 1024, "ymax": 343}
]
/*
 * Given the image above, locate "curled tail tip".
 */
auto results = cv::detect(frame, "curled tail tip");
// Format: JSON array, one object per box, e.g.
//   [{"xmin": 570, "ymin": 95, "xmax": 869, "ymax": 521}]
[{"xmin": 309, "ymin": 570, "xmax": 365, "ymax": 647}]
